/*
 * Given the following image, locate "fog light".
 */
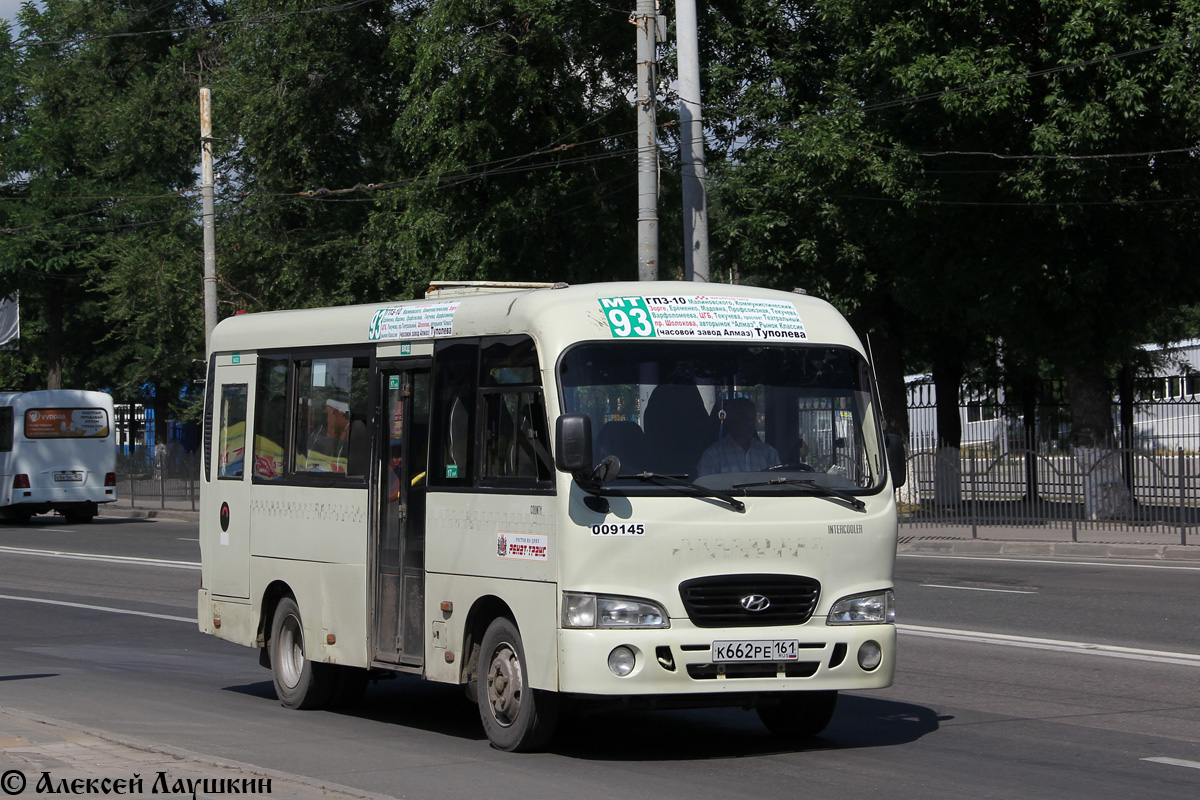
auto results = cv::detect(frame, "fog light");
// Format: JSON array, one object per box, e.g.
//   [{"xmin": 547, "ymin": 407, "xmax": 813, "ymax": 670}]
[
  {"xmin": 858, "ymin": 640, "xmax": 882, "ymax": 671},
  {"xmin": 607, "ymin": 646, "xmax": 636, "ymax": 677}
]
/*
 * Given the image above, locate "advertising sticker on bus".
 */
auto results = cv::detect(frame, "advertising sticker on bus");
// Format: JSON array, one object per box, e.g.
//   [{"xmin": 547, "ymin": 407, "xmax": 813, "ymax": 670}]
[{"xmin": 25, "ymin": 408, "xmax": 110, "ymax": 439}]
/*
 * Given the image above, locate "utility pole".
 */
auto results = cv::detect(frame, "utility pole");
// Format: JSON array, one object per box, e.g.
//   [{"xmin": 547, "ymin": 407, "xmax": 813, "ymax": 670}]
[
  {"xmin": 676, "ymin": 0, "xmax": 709, "ymax": 282},
  {"xmin": 634, "ymin": 0, "xmax": 659, "ymax": 281},
  {"xmin": 200, "ymin": 88, "xmax": 218, "ymax": 354}
]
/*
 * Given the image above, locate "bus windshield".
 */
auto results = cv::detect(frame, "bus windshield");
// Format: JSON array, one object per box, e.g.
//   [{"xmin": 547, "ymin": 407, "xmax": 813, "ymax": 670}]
[{"xmin": 559, "ymin": 342, "xmax": 886, "ymax": 495}]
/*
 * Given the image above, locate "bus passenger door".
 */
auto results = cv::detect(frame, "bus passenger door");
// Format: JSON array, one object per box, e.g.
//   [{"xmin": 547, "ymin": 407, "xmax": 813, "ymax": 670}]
[
  {"xmin": 373, "ymin": 363, "xmax": 431, "ymax": 668},
  {"xmin": 208, "ymin": 360, "xmax": 256, "ymax": 599}
]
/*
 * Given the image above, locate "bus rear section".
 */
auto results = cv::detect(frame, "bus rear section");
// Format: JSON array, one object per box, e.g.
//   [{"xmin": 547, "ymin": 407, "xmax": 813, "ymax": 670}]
[{"xmin": 0, "ymin": 390, "xmax": 118, "ymax": 523}]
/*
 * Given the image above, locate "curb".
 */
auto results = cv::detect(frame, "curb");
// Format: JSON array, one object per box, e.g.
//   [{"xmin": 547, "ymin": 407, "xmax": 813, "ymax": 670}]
[
  {"xmin": 99, "ymin": 506, "xmax": 199, "ymax": 523},
  {"xmin": 898, "ymin": 538, "xmax": 1200, "ymax": 561}
]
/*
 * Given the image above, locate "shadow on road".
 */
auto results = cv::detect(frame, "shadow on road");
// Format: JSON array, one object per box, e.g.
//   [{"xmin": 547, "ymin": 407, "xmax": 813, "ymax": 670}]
[{"xmin": 225, "ymin": 676, "xmax": 942, "ymax": 758}]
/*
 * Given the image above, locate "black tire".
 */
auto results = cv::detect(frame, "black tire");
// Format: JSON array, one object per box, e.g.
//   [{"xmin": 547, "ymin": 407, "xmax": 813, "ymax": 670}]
[
  {"xmin": 269, "ymin": 597, "xmax": 335, "ymax": 710},
  {"xmin": 476, "ymin": 617, "xmax": 559, "ymax": 752},
  {"xmin": 756, "ymin": 690, "xmax": 838, "ymax": 738}
]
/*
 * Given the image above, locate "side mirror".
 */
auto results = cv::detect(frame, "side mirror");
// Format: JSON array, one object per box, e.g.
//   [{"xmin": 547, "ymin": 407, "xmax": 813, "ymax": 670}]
[
  {"xmin": 555, "ymin": 414, "xmax": 593, "ymax": 474},
  {"xmin": 885, "ymin": 434, "xmax": 907, "ymax": 489}
]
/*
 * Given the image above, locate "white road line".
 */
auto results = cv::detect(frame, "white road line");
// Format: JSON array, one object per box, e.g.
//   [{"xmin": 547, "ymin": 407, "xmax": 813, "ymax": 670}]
[
  {"xmin": 0, "ymin": 593, "xmax": 196, "ymax": 624},
  {"xmin": 1141, "ymin": 757, "xmax": 1200, "ymax": 771},
  {"xmin": 920, "ymin": 584, "xmax": 1037, "ymax": 594},
  {"xmin": 899, "ymin": 552, "xmax": 1200, "ymax": 572},
  {"xmin": 899, "ymin": 624, "xmax": 1200, "ymax": 667},
  {"xmin": 0, "ymin": 545, "xmax": 199, "ymax": 570}
]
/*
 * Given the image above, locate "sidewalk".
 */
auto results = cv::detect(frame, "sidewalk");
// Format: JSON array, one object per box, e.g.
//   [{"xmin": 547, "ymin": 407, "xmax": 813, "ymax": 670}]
[
  {"xmin": 0, "ymin": 707, "xmax": 396, "ymax": 800},
  {"xmin": 97, "ymin": 499, "xmax": 1200, "ymax": 560}
]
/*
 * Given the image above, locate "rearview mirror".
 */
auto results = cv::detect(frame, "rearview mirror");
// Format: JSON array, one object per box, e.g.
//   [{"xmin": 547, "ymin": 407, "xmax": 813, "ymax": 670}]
[
  {"xmin": 885, "ymin": 434, "xmax": 907, "ymax": 489},
  {"xmin": 555, "ymin": 414, "xmax": 593, "ymax": 474}
]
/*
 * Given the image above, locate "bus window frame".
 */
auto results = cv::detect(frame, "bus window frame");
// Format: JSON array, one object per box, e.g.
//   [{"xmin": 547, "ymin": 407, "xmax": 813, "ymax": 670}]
[{"xmin": 247, "ymin": 345, "xmax": 374, "ymax": 490}]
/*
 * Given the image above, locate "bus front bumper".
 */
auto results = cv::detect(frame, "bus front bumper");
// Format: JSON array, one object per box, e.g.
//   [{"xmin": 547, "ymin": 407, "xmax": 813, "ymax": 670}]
[{"xmin": 556, "ymin": 620, "xmax": 895, "ymax": 697}]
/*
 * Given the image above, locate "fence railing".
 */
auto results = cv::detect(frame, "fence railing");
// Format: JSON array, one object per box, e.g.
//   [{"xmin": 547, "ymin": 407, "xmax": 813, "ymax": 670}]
[
  {"xmin": 899, "ymin": 447, "xmax": 1195, "ymax": 544},
  {"xmin": 114, "ymin": 450, "xmax": 200, "ymax": 512}
]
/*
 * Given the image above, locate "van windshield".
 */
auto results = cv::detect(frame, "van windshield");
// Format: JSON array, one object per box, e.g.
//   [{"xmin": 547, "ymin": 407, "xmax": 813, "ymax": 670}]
[{"xmin": 558, "ymin": 342, "xmax": 886, "ymax": 494}]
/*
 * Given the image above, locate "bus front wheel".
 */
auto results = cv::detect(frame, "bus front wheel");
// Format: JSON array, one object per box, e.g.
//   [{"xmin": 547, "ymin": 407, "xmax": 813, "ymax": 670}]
[
  {"xmin": 756, "ymin": 690, "xmax": 838, "ymax": 738},
  {"xmin": 477, "ymin": 617, "xmax": 559, "ymax": 752},
  {"xmin": 269, "ymin": 597, "xmax": 334, "ymax": 710}
]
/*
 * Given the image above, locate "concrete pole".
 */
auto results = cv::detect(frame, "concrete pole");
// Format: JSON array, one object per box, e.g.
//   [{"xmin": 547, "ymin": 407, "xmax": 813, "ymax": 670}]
[
  {"xmin": 676, "ymin": 0, "xmax": 709, "ymax": 282},
  {"xmin": 200, "ymin": 88, "xmax": 218, "ymax": 354},
  {"xmin": 635, "ymin": 0, "xmax": 658, "ymax": 281}
]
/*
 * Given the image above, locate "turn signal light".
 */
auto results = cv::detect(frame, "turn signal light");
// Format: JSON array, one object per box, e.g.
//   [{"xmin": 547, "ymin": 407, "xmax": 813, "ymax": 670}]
[{"xmin": 13, "ymin": 474, "xmax": 30, "ymax": 489}]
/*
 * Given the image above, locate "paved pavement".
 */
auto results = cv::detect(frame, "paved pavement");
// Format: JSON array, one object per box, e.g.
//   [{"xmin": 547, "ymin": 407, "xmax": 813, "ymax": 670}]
[
  {"xmin": 0, "ymin": 708, "xmax": 395, "ymax": 800},
  {"xmin": 1, "ymin": 498, "xmax": 1183, "ymax": 798}
]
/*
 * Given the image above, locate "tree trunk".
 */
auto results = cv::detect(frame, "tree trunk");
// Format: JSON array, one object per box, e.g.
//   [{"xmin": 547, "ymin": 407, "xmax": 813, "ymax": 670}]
[
  {"xmin": 1065, "ymin": 365, "xmax": 1131, "ymax": 519},
  {"xmin": 932, "ymin": 357, "xmax": 963, "ymax": 506},
  {"xmin": 46, "ymin": 288, "xmax": 63, "ymax": 390}
]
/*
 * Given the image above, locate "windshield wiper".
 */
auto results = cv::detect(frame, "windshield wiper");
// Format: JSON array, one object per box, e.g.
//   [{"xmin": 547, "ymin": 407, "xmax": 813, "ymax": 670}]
[
  {"xmin": 633, "ymin": 472, "xmax": 746, "ymax": 513},
  {"xmin": 730, "ymin": 477, "xmax": 866, "ymax": 512}
]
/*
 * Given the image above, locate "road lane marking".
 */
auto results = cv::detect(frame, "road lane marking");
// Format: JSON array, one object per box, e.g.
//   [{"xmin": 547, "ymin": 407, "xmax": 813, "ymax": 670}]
[
  {"xmin": 899, "ymin": 552, "xmax": 1200, "ymax": 572},
  {"xmin": 899, "ymin": 624, "xmax": 1200, "ymax": 667},
  {"xmin": 920, "ymin": 584, "xmax": 1037, "ymax": 594},
  {"xmin": 0, "ymin": 545, "xmax": 198, "ymax": 570},
  {"xmin": 1141, "ymin": 757, "xmax": 1200, "ymax": 770},
  {"xmin": 0, "ymin": 593, "xmax": 196, "ymax": 624}
]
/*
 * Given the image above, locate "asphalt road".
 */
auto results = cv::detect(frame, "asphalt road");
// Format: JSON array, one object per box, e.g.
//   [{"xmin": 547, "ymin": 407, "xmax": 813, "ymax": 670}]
[{"xmin": 1, "ymin": 516, "xmax": 1198, "ymax": 799}]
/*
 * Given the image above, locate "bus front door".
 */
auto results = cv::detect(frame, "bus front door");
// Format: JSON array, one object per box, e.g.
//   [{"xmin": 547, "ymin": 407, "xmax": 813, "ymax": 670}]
[{"xmin": 372, "ymin": 364, "xmax": 431, "ymax": 668}]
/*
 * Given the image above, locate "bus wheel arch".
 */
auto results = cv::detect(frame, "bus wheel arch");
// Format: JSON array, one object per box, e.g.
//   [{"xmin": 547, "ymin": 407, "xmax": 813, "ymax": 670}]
[{"xmin": 459, "ymin": 595, "xmax": 515, "ymax": 698}]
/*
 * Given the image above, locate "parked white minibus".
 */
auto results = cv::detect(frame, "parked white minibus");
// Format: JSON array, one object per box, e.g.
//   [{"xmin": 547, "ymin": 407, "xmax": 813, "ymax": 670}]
[
  {"xmin": 197, "ymin": 281, "xmax": 905, "ymax": 751},
  {"xmin": 0, "ymin": 389, "xmax": 118, "ymax": 523}
]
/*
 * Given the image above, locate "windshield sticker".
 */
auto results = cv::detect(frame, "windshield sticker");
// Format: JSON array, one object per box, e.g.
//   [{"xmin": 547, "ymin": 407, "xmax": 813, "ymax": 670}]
[
  {"xmin": 590, "ymin": 522, "xmax": 646, "ymax": 536},
  {"xmin": 496, "ymin": 532, "xmax": 549, "ymax": 561},
  {"xmin": 598, "ymin": 295, "xmax": 806, "ymax": 340},
  {"xmin": 369, "ymin": 302, "xmax": 460, "ymax": 341}
]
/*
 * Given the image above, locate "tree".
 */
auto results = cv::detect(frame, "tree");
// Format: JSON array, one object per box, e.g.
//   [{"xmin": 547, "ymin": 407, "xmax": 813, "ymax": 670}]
[
  {"xmin": 0, "ymin": 1, "xmax": 218, "ymax": 439},
  {"xmin": 704, "ymin": 0, "xmax": 1200, "ymax": 515}
]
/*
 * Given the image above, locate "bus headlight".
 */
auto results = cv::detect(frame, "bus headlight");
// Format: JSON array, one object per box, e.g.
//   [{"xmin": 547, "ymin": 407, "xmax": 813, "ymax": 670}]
[
  {"xmin": 826, "ymin": 590, "xmax": 895, "ymax": 625},
  {"xmin": 562, "ymin": 593, "xmax": 670, "ymax": 629}
]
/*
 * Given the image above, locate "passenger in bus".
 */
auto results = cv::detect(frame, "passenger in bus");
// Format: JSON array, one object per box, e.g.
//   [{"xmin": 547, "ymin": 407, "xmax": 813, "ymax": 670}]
[
  {"xmin": 307, "ymin": 398, "xmax": 351, "ymax": 472},
  {"xmin": 696, "ymin": 397, "xmax": 779, "ymax": 475}
]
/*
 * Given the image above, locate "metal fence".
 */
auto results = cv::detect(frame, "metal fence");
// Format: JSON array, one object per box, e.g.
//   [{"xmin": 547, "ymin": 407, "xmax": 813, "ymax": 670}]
[
  {"xmin": 902, "ymin": 378, "xmax": 1200, "ymax": 541},
  {"xmin": 114, "ymin": 449, "xmax": 200, "ymax": 511}
]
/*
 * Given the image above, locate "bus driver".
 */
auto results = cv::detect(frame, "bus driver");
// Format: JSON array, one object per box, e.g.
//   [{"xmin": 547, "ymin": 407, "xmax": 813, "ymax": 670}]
[{"xmin": 696, "ymin": 397, "xmax": 780, "ymax": 475}]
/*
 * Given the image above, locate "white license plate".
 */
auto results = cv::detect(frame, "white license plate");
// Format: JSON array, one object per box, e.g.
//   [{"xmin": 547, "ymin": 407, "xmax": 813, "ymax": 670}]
[
  {"xmin": 712, "ymin": 639, "xmax": 800, "ymax": 662},
  {"xmin": 53, "ymin": 471, "xmax": 83, "ymax": 482}
]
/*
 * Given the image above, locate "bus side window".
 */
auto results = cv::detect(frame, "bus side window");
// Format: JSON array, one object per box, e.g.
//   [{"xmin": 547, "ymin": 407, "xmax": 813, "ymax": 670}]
[
  {"xmin": 431, "ymin": 341, "xmax": 479, "ymax": 487},
  {"xmin": 253, "ymin": 358, "xmax": 288, "ymax": 481},
  {"xmin": 217, "ymin": 385, "xmax": 248, "ymax": 479},
  {"xmin": 0, "ymin": 407, "xmax": 12, "ymax": 452}
]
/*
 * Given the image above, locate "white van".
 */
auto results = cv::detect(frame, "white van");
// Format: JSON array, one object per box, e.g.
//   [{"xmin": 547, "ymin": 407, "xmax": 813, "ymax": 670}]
[{"xmin": 0, "ymin": 389, "xmax": 118, "ymax": 523}]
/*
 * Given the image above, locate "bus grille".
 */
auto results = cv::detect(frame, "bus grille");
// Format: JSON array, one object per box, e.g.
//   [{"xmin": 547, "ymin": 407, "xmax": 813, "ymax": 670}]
[{"xmin": 679, "ymin": 574, "xmax": 821, "ymax": 628}]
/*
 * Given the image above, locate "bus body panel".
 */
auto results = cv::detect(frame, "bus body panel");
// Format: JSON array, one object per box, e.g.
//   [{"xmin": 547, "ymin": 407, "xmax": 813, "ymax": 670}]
[
  {"xmin": 0, "ymin": 390, "xmax": 117, "ymax": 517},
  {"xmin": 425, "ymin": 492, "xmax": 557, "ymax": 584},
  {"xmin": 422, "ymin": 572, "xmax": 558, "ymax": 689}
]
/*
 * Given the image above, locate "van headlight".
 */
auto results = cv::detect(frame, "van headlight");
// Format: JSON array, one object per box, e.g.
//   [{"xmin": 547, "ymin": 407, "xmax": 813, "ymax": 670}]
[
  {"xmin": 827, "ymin": 590, "xmax": 895, "ymax": 625},
  {"xmin": 562, "ymin": 593, "xmax": 669, "ymax": 629}
]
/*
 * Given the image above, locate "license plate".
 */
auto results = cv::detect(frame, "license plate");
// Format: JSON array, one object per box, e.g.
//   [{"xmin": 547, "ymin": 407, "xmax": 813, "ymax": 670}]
[
  {"xmin": 712, "ymin": 639, "xmax": 800, "ymax": 662},
  {"xmin": 53, "ymin": 471, "xmax": 83, "ymax": 482}
]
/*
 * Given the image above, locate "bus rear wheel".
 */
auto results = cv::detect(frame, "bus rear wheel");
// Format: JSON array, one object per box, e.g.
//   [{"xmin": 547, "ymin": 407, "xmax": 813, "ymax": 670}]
[
  {"xmin": 269, "ymin": 597, "xmax": 334, "ymax": 710},
  {"xmin": 477, "ymin": 617, "xmax": 558, "ymax": 752},
  {"xmin": 756, "ymin": 690, "xmax": 838, "ymax": 738}
]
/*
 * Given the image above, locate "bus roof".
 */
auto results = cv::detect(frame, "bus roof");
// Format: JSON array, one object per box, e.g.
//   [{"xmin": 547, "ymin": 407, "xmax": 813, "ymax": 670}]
[
  {"xmin": 0, "ymin": 389, "xmax": 114, "ymax": 410},
  {"xmin": 209, "ymin": 281, "xmax": 864, "ymax": 358}
]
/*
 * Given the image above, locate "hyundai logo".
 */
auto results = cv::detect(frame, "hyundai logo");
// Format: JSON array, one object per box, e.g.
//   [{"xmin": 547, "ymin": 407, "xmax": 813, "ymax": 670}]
[{"xmin": 739, "ymin": 594, "xmax": 771, "ymax": 612}]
